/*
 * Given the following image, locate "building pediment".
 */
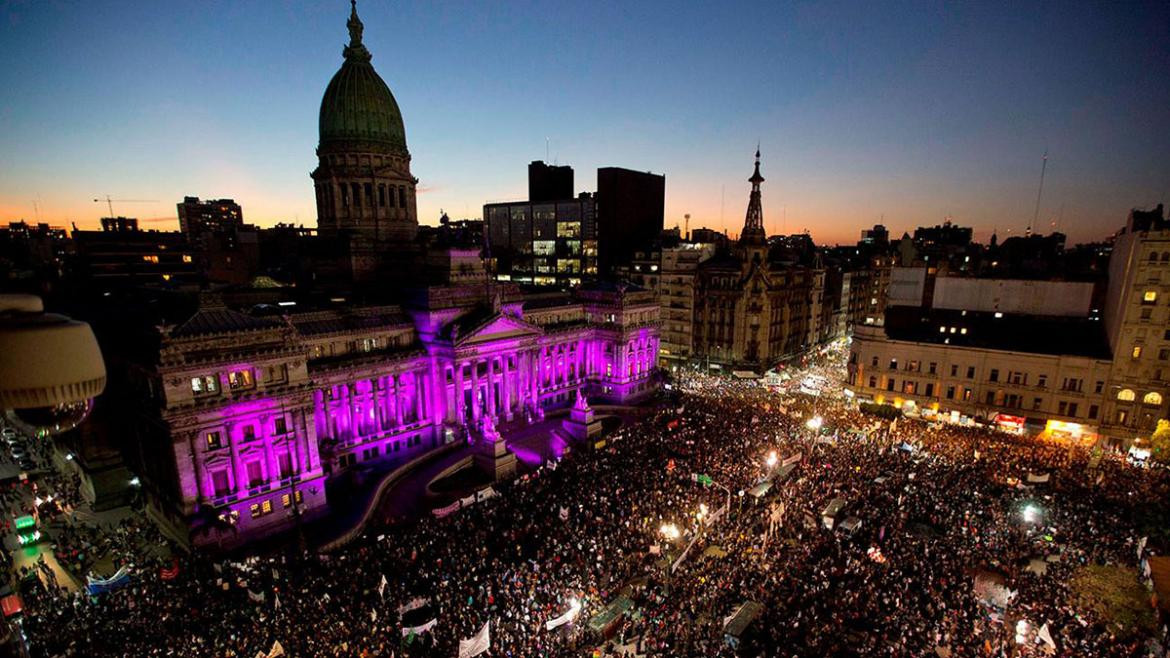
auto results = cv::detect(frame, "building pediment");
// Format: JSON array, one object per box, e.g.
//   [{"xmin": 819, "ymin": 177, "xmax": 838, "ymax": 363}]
[{"xmin": 451, "ymin": 312, "xmax": 543, "ymax": 346}]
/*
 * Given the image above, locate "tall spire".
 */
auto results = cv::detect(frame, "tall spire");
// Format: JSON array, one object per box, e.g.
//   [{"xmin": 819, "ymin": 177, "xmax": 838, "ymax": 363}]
[
  {"xmin": 740, "ymin": 148, "xmax": 767, "ymax": 245},
  {"xmin": 344, "ymin": 0, "xmax": 371, "ymax": 62}
]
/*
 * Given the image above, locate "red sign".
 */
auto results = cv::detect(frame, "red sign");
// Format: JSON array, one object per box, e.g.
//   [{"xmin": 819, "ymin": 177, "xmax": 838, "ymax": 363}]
[
  {"xmin": 993, "ymin": 414, "xmax": 1025, "ymax": 429},
  {"xmin": 1, "ymin": 594, "xmax": 23, "ymax": 618}
]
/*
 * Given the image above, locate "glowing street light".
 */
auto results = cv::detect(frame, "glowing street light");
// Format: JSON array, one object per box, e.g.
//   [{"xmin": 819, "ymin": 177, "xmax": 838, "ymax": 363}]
[
  {"xmin": 659, "ymin": 523, "xmax": 680, "ymax": 540},
  {"xmin": 806, "ymin": 416, "xmax": 823, "ymax": 430},
  {"xmin": 766, "ymin": 451, "xmax": 778, "ymax": 467},
  {"xmin": 1021, "ymin": 504, "xmax": 1042, "ymax": 524}
]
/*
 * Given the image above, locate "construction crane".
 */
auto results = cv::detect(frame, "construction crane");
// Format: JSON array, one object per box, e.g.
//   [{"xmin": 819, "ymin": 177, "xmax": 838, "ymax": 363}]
[{"xmin": 93, "ymin": 195, "xmax": 158, "ymax": 218}]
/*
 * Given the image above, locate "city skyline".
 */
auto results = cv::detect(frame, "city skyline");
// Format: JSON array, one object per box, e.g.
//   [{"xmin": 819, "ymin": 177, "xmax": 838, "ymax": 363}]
[{"xmin": 2, "ymin": 1, "xmax": 1169, "ymax": 245}]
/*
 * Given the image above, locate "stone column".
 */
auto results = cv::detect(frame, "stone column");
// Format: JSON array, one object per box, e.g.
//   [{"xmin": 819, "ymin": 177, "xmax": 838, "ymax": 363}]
[
  {"xmin": 471, "ymin": 360, "xmax": 482, "ymax": 422},
  {"xmin": 486, "ymin": 357, "xmax": 497, "ymax": 418},
  {"xmin": 455, "ymin": 362, "xmax": 465, "ymax": 423},
  {"xmin": 394, "ymin": 373, "xmax": 405, "ymax": 426},
  {"xmin": 502, "ymin": 355, "xmax": 513, "ymax": 420},
  {"xmin": 377, "ymin": 377, "xmax": 389, "ymax": 430},
  {"xmin": 414, "ymin": 371, "xmax": 424, "ymax": 423},
  {"xmin": 227, "ymin": 424, "xmax": 246, "ymax": 493},
  {"xmin": 346, "ymin": 383, "xmax": 358, "ymax": 439},
  {"xmin": 262, "ymin": 415, "xmax": 280, "ymax": 482}
]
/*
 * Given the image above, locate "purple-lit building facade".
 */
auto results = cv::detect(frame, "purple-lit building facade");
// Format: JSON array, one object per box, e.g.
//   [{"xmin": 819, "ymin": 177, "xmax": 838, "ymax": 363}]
[
  {"xmin": 143, "ymin": 282, "xmax": 658, "ymax": 548},
  {"xmin": 123, "ymin": 4, "xmax": 662, "ymax": 548}
]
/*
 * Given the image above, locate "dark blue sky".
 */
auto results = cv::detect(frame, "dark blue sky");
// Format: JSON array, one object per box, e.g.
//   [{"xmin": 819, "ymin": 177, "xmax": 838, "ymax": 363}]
[{"xmin": 1, "ymin": 0, "xmax": 1167, "ymax": 244}]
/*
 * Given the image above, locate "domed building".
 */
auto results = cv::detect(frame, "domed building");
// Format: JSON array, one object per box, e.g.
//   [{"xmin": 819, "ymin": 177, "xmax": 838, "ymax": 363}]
[{"xmin": 311, "ymin": 1, "xmax": 418, "ymax": 255}]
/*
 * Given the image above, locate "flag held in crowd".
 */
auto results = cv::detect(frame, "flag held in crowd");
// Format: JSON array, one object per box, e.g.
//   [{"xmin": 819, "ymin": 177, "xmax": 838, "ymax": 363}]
[{"xmin": 85, "ymin": 567, "xmax": 132, "ymax": 596}]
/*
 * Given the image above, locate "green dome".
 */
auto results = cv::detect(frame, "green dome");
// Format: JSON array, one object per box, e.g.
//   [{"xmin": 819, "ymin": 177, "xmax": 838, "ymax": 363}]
[{"xmin": 318, "ymin": 3, "xmax": 406, "ymax": 154}]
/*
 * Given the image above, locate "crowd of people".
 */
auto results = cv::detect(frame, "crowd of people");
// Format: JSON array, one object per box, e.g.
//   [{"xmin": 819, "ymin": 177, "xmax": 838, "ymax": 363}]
[{"xmin": 11, "ymin": 347, "xmax": 1170, "ymax": 657}]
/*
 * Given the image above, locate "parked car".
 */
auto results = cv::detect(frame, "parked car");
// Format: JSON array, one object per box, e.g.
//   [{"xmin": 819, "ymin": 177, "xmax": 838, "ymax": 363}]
[{"xmin": 10, "ymin": 447, "xmax": 27, "ymax": 460}]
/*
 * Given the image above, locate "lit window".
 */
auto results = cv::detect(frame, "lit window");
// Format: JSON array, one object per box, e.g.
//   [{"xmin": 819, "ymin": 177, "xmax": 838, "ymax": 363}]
[
  {"xmin": 191, "ymin": 376, "xmax": 219, "ymax": 395},
  {"xmin": 182, "ymin": 254, "xmax": 193, "ymax": 263},
  {"xmin": 142, "ymin": 255, "xmax": 159, "ymax": 263},
  {"xmin": 261, "ymin": 500, "xmax": 273, "ymax": 514},
  {"xmin": 1143, "ymin": 291, "xmax": 1158, "ymax": 303},
  {"xmin": 960, "ymin": 328, "xmax": 968, "ymax": 335},
  {"xmin": 939, "ymin": 326, "xmax": 947, "ymax": 333},
  {"xmin": 249, "ymin": 503, "xmax": 261, "ymax": 519},
  {"xmin": 228, "ymin": 369, "xmax": 254, "ymax": 390},
  {"xmin": 206, "ymin": 431, "xmax": 222, "ymax": 450},
  {"xmin": 1143, "ymin": 392, "xmax": 1163, "ymax": 405},
  {"xmin": 994, "ymin": 312, "xmax": 1003, "ymax": 318},
  {"xmin": 1132, "ymin": 346, "xmax": 1143, "ymax": 359},
  {"xmin": 1117, "ymin": 388, "xmax": 1135, "ymax": 401}
]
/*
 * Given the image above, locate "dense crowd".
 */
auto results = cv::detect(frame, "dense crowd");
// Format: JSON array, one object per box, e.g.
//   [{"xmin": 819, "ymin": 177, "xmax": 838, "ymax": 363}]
[{"xmin": 12, "ymin": 348, "xmax": 1170, "ymax": 657}]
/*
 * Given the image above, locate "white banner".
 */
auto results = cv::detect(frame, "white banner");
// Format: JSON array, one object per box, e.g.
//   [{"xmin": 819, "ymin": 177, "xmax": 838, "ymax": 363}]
[
  {"xmin": 378, "ymin": 574, "xmax": 388, "ymax": 599},
  {"xmin": 402, "ymin": 618, "xmax": 437, "ymax": 637},
  {"xmin": 782, "ymin": 452, "xmax": 802, "ymax": 466},
  {"xmin": 460, "ymin": 494, "xmax": 477, "ymax": 508},
  {"xmin": 458, "ymin": 621, "xmax": 490, "ymax": 658},
  {"xmin": 544, "ymin": 599, "xmax": 582, "ymax": 631},
  {"xmin": 476, "ymin": 487, "xmax": 498, "ymax": 502},
  {"xmin": 1026, "ymin": 472, "xmax": 1050, "ymax": 484},
  {"xmin": 397, "ymin": 597, "xmax": 431, "ymax": 616},
  {"xmin": 267, "ymin": 640, "xmax": 285, "ymax": 658}
]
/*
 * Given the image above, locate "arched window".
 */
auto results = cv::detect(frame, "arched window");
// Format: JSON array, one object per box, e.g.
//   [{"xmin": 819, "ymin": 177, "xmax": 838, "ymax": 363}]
[
  {"xmin": 1162, "ymin": 252, "xmax": 1170, "ymax": 263},
  {"xmin": 1143, "ymin": 392, "xmax": 1163, "ymax": 405},
  {"xmin": 1151, "ymin": 252, "xmax": 1160, "ymax": 263},
  {"xmin": 1117, "ymin": 388, "xmax": 1136, "ymax": 401}
]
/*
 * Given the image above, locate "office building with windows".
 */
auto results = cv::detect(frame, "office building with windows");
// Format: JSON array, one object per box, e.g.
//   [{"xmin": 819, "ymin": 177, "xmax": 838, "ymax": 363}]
[
  {"xmin": 848, "ymin": 204, "xmax": 1170, "ymax": 447},
  {"xmin": 483, "ymin": 194, "xmax": 599, "ymax": 288}
]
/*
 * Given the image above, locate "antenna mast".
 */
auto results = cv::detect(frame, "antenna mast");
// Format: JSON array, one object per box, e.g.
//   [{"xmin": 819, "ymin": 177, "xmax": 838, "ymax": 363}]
[{"xmin": 1030, "ymin": 150, "xmax": 1048, "ymax": 236}]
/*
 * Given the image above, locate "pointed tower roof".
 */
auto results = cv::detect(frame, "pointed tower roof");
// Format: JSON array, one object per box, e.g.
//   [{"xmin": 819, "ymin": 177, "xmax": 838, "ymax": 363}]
[{"xmin": 739, "ymin": 148, "xmax": 767, "ymax": 246}]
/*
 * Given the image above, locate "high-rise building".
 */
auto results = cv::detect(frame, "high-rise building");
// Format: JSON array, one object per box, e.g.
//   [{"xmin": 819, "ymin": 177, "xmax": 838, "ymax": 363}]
[
  {"xmin": 483, "ymin": 195, "xmax": 598, "ymax": 288},
  {"xmin": 596, "ymin": 167, "xmax": 665, "ymax": 276},
  {"xmin": 176, "ymin": 197, "xmax": 243, "ymax": 235},
  {"xmin": 528, "ymin": 161, "xmax": 573, "ymax": 202},
  {"xmin": 311, "ymin": 2, "xmax": 417, "ymax": 246}
]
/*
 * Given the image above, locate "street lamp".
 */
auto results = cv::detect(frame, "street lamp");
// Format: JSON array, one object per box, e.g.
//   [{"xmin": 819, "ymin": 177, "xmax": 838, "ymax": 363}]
[
  {"xmin": 806, "ymin": 416, "xmax": 823, "ymax": 431},
  {"xmin": 766, "ymin": 451, "xmax": 778, "ymax": 467}
]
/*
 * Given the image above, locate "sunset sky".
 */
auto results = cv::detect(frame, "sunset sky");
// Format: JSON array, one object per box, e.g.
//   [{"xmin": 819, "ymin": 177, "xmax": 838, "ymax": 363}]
[{"xmin": 1, "ymin": 1, "xmax": 1168, "ymax": 246}]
